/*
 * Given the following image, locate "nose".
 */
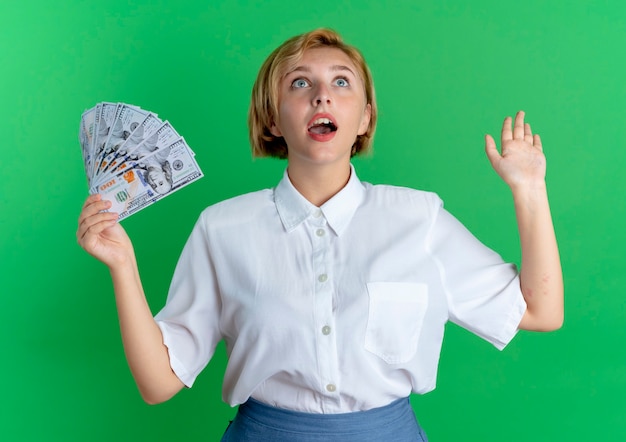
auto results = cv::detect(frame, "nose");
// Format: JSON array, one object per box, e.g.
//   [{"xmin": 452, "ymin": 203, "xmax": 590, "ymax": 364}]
[{"xmin": 312, "ymin": 84, "xmax": 331, "ymax": 106}]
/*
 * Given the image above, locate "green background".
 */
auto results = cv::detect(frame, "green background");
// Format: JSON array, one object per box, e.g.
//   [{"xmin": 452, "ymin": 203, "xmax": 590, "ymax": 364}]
[{"xmin": 1, "ymin": 0, "xmax": 624, "ymax": 440}]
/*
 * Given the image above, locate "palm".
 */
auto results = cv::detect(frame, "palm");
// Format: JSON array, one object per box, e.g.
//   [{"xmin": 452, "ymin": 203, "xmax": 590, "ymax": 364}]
[{"xmin": 485, "ymin": 111, "xmax": 546, "ymax": 189}]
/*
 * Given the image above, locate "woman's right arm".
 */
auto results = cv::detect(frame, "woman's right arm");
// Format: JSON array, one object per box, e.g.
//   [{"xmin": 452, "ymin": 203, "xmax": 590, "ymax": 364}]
[{"xmin": 77, "ymin": 194, "xmax": 184, "ymax": 404}]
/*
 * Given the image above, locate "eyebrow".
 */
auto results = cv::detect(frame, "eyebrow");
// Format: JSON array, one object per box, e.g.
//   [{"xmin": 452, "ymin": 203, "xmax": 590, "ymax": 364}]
[{"xmin": 285, "ymin": 64, "xmax": 356, "ymax": 77}]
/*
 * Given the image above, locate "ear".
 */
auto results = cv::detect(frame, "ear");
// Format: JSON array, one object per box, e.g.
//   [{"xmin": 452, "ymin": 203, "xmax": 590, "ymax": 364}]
[
  {"xmin": 357, "ymin": 103, "xmax": 372, "ymax": 136},
  {"xmin": 269, "ymin": 121, "xmax": 282, "ymax": 137}
]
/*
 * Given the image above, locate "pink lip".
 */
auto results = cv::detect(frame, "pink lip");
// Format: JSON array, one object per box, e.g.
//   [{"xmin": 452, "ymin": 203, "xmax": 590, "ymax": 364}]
[
  {"xmin": 307, "ymin": 113, "xmax": 337, "ymax": 128},
  {"xmin": 307, "ymin": 113, "xmax": 337, "ymax": 142}
]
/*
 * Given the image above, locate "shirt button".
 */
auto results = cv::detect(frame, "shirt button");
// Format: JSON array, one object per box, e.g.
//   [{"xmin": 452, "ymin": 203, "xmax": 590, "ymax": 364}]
[
  {"xmin": 326, "ymin": 384, "xmax": 336, "ymax": 392},
  {"xmin": 313, "ymin": 209, "xmax": 323, "ymax": 218},
  {"xmin": 318, "ymin": 274, "xmax": 328, "ymax": 283},
  {"xmin": 316, "ymin": 228, "xmax": 325, "ymax": 237},
  {"xmin": 322, "ymin": 325, "xmax": 331, "ymax": 335}
]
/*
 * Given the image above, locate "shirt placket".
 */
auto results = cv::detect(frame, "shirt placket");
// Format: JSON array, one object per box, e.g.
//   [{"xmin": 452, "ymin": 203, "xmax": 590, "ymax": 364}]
[{"xmin": 308, "ymin": 209, "xmax": 340, "ymax": 411}]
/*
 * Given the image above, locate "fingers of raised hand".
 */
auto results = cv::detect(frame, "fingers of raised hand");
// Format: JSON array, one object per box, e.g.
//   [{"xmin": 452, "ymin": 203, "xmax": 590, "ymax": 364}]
[
  {"xmin": 501, "ymin": 111, "xmax": 541, "ymax": 146},
  {"xmin": 501, "ymin": 111, "xmax": 528, "ymax": 141},
  {"xmin": 524, "ymin": 123, "xmax": 534, "ymax": 144},
  {"xmin": 512, "ymin": 111, "xmax": 526, "ymax": 139},
  {"xmin": 484, "ymin": 133, "xmax": 498, "ymax": 153},
  {"xmin": 484, "ymin": 134, "xmax": 501, "ymax": 166},
  {"xmin": 533, "ymin": 134, "xmax": 543, "ymax": 151},
  {"xmin": 501, "ymin": 116, "xmax": 513, "ymax": 141}
]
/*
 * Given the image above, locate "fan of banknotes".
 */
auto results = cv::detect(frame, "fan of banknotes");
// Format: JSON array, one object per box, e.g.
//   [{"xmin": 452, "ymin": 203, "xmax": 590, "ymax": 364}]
[{"xmin": 79, "ymin": 102, "xmax": 203, "ymax": 221}]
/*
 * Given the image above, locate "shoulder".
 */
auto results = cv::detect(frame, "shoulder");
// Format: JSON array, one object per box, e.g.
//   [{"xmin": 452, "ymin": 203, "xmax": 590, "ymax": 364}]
[
  {"xmin": 196, "ymin": 188, "xmax": 275, "ymax": 230},
  {"xmin": 362, "ymin": 182, "xmax": 443, "ymax": 216}
]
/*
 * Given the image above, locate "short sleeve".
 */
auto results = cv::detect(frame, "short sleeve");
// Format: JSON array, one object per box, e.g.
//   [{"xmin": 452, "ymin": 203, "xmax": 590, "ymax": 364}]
[
  {"xmin": 426, "ymin": 198, "xmax": 527, "ymax": 350},
  {"xmin": 154, "ymin": 211, "xmax": 223, "ymax": 386}
]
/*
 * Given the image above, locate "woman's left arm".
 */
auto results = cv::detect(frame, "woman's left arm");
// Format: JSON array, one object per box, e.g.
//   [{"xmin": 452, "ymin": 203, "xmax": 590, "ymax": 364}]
[{"xmin": 485, "ymin": 111, "xmax": 564, "ymax": 331}]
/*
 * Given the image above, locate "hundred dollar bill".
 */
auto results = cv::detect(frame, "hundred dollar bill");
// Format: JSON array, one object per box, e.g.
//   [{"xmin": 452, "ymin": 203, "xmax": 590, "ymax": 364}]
[
  {"xmin": 93, "ymin": 120, "xmax": 180, "ymax": 187},
  {"xmin": 79, "ymin": 106, "xmax": 97, "ymax": 176},
  {"xmin": 94, "ymin": 105, "xmax": 159, "ymax": 179},
  {"xmin": 90, "ymin": 102, "xmax": 120, "ymax": 183},
  {"xmin": 95, "ymin": 114, "xmax": 165, "ymax": 182},
  {"xmin": 92, "ymin": 102, "xmax": 125, "ymax": 176},
  {"xmin": 82, "ymin": 103, "xmax": 102, "ymax": 177},
  {"xmin": 95, "ymin": 138, "xmax": 204, "ymax": 220},
  {"xmin": 104, "ymin": 112, "xmax": 164, "ymax": 174}
]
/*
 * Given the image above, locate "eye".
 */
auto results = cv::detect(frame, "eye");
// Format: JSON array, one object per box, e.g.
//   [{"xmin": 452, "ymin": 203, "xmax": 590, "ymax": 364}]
[
  {"xmin": 291, "ymin": 78, "xmax": 309, "ymax": 88},
  {"xmin": 334, "ymin": 77, "xmax": 349, "ymax": 87}
]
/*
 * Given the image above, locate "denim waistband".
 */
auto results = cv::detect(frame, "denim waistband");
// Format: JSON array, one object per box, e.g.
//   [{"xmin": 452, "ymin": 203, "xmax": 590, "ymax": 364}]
[{"xmin": 238, "ymin": 396, "xmax": 417, "ymax": 435}]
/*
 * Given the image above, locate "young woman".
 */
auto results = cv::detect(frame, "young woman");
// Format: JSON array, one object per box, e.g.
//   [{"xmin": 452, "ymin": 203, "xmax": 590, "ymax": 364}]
[{"xmin": 77, "ymin": 28, "xmax": 563, "ymax": 441}]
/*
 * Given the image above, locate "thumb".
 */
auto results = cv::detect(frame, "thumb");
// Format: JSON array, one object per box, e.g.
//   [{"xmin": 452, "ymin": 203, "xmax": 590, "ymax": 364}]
[{"xmin": 484, "ymin": 134, "xmax": 500, "ymax": 168}]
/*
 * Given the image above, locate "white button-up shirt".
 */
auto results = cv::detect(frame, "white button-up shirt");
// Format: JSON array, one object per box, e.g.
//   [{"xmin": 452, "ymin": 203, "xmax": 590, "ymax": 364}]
[{"xmin": 155, "ymin": 166, "xmax": 526, "ymax": 413}]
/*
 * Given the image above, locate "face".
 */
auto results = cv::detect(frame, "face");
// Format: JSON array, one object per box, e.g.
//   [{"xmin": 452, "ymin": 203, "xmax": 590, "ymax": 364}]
[
  {"xmin": 270, "ymin": 47, "xmax": 371, "ymax": 168},
  {"xmin": 147, "ymin": 168, "xmax": 172, "ymax": 194}
]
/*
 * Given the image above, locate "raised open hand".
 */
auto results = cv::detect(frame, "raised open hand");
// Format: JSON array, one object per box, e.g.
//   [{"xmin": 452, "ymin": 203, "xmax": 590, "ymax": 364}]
[{"xmin": 485, "ymin": 111, "xmax": 546, "ymax": 191}]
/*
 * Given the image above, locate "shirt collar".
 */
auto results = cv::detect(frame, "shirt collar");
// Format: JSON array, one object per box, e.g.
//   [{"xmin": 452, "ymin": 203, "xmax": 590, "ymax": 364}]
[{"xmin": 274, "ymin": 164, "xmax": 365, "ymax": 236}]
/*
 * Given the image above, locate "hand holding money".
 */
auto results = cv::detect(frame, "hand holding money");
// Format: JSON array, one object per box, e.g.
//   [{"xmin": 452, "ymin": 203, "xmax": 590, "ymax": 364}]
[
  {"xmin": 77, "ymin": 194, "xmax": 134, "ymax": 268},
  {"xmin": 79, "ymin": 102, "xmax": 204, "ymax": 221}
]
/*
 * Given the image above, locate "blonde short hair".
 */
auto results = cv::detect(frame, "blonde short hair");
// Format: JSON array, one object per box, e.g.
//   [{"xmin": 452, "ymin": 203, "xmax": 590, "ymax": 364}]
[{"xmin": 248, "ymin": 28, "xmax": 377, "ymax": 159}]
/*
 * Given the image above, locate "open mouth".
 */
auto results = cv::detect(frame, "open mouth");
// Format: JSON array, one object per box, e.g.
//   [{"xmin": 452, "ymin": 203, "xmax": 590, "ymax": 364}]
[{"xmin": 308, "ymin": 117, "xmax": 338, "ymax": 135}]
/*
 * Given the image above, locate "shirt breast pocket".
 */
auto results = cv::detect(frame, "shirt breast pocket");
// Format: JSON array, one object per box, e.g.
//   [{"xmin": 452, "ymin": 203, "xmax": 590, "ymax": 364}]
[{"xmin": 364, "ymin": 282, "xmax": 428, "ymax": 364}]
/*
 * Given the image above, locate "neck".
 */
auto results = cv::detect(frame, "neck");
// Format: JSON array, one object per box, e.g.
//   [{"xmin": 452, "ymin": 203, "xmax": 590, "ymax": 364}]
[{"xmin": 287, "ymin": 162, "xmax": 351, "ymax": 207}]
